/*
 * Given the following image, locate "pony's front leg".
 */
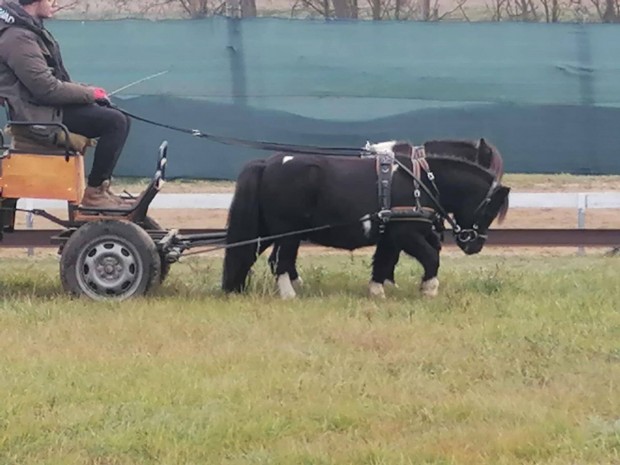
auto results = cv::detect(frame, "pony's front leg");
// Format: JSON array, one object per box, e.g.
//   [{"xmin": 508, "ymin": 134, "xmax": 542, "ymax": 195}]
[
  {"xmin": 399, "ymin": 232, "xmax": 441, "ymax": 298},
  {"xmin": 271, "ymin": 239, "xmax": 302, "ymax": 299},
  {"xmin": 370, "ymin": 237, "xmax": 400, "ymax": 298}
]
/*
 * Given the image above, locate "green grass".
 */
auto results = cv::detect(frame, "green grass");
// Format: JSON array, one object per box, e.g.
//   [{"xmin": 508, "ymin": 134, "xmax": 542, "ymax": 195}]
[{"xmin": 0, "ymin": 253, "xmax": 619, "ymax": 464}]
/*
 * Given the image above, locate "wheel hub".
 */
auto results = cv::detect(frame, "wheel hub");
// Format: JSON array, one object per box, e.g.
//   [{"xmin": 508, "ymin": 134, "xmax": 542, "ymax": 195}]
[{"xmin": 78, "ymin": 239, "xmax": 143, "ymax": 298}]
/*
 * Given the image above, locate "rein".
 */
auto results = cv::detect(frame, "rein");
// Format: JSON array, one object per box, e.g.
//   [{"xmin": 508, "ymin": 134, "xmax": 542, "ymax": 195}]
[{"xmin": 115, "ymin": 106, "xmax": 373, "ymax": 157}]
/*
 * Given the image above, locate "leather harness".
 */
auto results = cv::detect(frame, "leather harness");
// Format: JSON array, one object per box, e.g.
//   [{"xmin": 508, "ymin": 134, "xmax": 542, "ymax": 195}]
[{"xmin": 373, "ymin": 145, "xmax": 443, "ymax": 234}]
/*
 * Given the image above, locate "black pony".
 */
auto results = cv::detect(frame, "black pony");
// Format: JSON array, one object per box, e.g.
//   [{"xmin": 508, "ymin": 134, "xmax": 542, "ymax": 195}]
[
  {"xmin": 222, "ymin": 142, "xmax": 510, "ymax": 299},
  {"xmin": 267, "ymin": 138, "xmax": 506, "ymax": 289}
]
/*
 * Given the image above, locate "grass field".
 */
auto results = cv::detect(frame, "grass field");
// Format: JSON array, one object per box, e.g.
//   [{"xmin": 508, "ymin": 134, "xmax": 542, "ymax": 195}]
[{"xmin": 1, "ymin": 252, "xmax": 619, "ymax": 464}]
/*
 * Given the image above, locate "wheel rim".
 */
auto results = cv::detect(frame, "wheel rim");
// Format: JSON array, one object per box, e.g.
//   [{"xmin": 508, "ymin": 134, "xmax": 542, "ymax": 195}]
[{"xmin": 76, "ymin": 235, "xmax": 144, "ymax": 300}]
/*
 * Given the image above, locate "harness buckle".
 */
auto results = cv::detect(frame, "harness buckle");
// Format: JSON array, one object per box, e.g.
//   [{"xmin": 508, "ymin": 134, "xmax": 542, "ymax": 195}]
[
  {"xmin": 377, "ymin": 209, "xmax": 392, "ymax": 223},
  {"xmin": 456, "ymin": 229, "xmax": 479, "ymax": 243}
]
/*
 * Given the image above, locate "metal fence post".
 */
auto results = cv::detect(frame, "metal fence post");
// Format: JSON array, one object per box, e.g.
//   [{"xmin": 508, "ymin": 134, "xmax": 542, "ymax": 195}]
[
  {"xmin": 25, "ymin": 198, "xmax": 34, "ymax": 257},
  {"xmin": 577, "ymin": 193, "xmax": 586, "ymax": 256}
]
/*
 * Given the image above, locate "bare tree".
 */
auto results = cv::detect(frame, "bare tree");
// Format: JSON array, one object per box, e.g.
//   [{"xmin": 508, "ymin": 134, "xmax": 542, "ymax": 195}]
[
  {"xmin": 539, "ymin": 0, "xmax": 562, "ymax": 21},
  {"xmin": 240, "ymin": 0, "xmax": 257, "ymax": 16},
  {"xmin": 588, "ymin": 0, "xmax": 620, "ymax": 20},
  {"xmin": 486, "ymin": 0, "xmax": 508, "ymax": 20},
  {"xmin": 290, "ymin": 0, "xmax": 359, "ymax": 17},
  {"xmin": 435, "ymin": 0, "xmax": 468, "ymax": 19},
  {"xmin": 331, "ymin": 0, "xmax": 357, "ymax": 17},
  {"xmin": 505, "ymin": 0, "xmax": 539, "ymax": 20},
  {"xmin": 55, "ymin": 0, "xmax": 79, "ymax": 12},
  {"xmin": 291, "ymin": 0, "xmax": 331, "ymax": 17}
]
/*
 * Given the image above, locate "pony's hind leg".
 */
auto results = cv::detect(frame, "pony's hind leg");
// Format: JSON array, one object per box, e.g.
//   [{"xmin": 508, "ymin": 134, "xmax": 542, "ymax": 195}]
[
  {"xmin": 271, "ymin": 239, "xmax": 302, "ymax": 299},
  {"xmin": 269, "ymin": 243, "xmax": 303, "ymax": 291}
]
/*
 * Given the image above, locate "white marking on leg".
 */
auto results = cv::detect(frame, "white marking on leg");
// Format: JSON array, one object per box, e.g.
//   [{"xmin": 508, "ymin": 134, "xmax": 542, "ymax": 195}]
[
  {"xmin": 383, "ymin": 279, "xmax": 398, "ymax": 288},
  {"xmin": 368, "ymin": 280, "xmax": 386, "ymax": 298},
  {"xmin": 362, "ymin": 218, "xmax": 372, "ymax": 237},
  {"xmin": 291, "ymin": 277, "xmax": 303, "ymax": 292},
  {"xmin": 420, "ymin": 277, "xmax": 439, "ymax": 297},
  {"xmin": 277, "ymin": 272, "xmax": 297, "ymax": 299},
  {"xmin": 282, "ymin": 156, "xmax": 294, "ymax": 164}
]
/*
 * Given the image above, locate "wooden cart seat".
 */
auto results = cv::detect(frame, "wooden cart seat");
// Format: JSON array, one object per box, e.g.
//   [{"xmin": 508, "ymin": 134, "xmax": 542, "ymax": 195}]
[{"xmin": 0, "ymin": 125, "xmax": 96, "ymax": 203}]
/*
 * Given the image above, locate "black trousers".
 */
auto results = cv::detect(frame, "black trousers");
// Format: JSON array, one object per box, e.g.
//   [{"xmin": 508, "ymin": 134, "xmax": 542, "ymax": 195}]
[{"xmin": 62, "ymin": 104, "xmax": 131, "ymax": 187}]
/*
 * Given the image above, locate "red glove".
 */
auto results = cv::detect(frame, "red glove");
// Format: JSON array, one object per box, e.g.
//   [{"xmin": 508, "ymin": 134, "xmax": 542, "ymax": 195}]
[
  {"xmin": 92, "ymin": 87, "xmax": 108, "ymax": 100},
  {"xmin": 91, "ymin": 87, "xmax": 111, "ymax": 107}
]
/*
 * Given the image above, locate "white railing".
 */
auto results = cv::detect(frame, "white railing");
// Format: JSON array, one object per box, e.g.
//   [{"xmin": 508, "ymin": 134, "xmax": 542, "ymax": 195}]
[
  {"xmin": 17, "ymin": 192, "xmax": 620, "ymax": 229},
  {"xmin": 11, "ymin": 192, "xmax": 620, "ymax": 256}
]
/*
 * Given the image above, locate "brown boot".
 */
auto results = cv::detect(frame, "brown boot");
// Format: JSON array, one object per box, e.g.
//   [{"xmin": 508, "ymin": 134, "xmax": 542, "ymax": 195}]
[
  {"xmin": 102, "ymin": 180, "xmax": 136, "ymax": 207},
  {"xmin": 80, "ymin": 184, "xmax": 121, "ymax": 209}
]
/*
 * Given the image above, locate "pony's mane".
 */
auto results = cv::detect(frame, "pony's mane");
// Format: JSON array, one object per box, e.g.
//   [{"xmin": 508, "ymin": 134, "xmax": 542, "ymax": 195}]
[
  {"xmin": 411, "ymin": 153, "xmax": 497, "ymax": 183},
  {"xmin": 415, "ymin": 154, "xmax": 510, "ymax": 223},
  {"xmin": 424, "ymin": 139, "xmax": 478, "ymax": 155},
  {"xmin": 424, "ymin": 139, "xmax": 505, "ymax": 182}
]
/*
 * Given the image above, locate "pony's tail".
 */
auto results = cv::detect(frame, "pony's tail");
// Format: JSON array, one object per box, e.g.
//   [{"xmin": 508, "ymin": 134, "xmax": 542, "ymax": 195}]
[{"xmin": 222, "ymin": 159, "xmax": 266, "ymax": 293}]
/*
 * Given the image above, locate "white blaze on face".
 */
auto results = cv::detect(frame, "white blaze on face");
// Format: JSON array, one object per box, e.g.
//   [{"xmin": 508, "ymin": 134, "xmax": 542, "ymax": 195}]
[
  {"xmin": 282, "ymin": 156, "xmax": 294, "ymax": 164},
  {"xmin": 277, "ymin": 272, "xmax": 297, "ymax": 299}
]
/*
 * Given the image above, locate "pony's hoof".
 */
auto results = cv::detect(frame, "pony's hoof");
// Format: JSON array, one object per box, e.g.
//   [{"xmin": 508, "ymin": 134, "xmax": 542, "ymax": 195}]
[
  {"xmin": 420, "ymin": 277, "xmax": 439, "ymax": 297},
  {"xmin": 291, "ymin": 277, "xmax": 304, "ymax": 292},
  {"xmin": 277, "ymin": 273, "xmax": 297, "ymax": 300},
  {"xmin": 368, "ymin": 281, "xmax": 386, "ymax": 299},
  {"xmin": 279, "ymin": 290, "xmax": 296, "ymax": 300}
]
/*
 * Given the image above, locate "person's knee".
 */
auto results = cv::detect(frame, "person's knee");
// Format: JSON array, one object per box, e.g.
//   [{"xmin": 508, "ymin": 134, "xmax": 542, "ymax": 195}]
[{"xmin": 102, "ymin": 108, "xmax": 130, "ymax": 135}]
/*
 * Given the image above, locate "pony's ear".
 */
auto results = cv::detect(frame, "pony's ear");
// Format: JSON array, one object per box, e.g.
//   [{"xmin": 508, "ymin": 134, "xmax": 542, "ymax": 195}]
[
  {"xmin": 476, "ymin": 137, "xmax": 493, "ymax": 167},
  {"xmin": 477, "ymin": 138, "xmax": 490, "ymax": 154}
]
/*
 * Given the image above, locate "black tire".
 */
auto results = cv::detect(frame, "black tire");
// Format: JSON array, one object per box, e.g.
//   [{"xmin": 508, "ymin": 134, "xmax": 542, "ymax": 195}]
[
  {"xmin": 60, "ymin": 220, "xmax": 161, "ymax": 301},
  {"xmin": 142, "ymin": 215, "xmax": 170, "ymax": 283}
]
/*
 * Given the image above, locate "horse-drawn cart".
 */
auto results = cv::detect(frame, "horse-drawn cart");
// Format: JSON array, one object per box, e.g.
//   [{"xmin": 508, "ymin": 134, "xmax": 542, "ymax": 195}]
[{"xmin": 0, "ymin": 121, "xmax": 227, "ymax": 300}]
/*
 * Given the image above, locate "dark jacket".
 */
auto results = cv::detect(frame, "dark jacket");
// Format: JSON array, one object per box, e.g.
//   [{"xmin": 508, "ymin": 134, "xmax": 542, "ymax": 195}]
[{"xmin": 0, "ymin": 0, "xmax": 94, "ymax": 130}]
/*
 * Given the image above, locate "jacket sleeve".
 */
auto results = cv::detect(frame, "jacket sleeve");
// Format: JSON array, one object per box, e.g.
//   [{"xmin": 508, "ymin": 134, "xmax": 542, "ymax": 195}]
[{"xmin": 3, "ymin": 29, "xmax": 95, "ymax": 106}]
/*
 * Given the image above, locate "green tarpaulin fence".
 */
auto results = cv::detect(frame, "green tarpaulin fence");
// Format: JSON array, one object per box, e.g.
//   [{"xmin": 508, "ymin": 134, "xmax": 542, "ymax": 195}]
[{"xmin": 2, "ymin": 18, "xmax": 618, "ymax": 178}]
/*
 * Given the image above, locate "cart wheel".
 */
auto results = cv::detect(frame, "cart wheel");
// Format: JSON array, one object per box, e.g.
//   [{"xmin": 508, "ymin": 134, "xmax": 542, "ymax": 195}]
[
  {"xmin": 142, "ymin": 215, "xmax": 170, "ymax": 283},
  {"xmin": 60, "ymin": 220, "xmax": 161, "ymax": 301}
]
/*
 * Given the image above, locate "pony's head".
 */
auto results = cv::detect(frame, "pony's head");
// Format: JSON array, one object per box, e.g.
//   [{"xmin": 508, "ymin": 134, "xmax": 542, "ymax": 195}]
[
  {"xmin": 423, "ymin": 156, "xmax": 510, "ymax": 256},
  {"xmin": 456, "ymin": 181, "xmax": 510, "ymax": 255},
  {"xmin": 424, "ymin": 138, "xmax": 508, "ymax": 225}
]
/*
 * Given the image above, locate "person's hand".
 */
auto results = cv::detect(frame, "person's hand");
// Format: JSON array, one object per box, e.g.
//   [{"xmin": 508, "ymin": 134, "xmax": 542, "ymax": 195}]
[{"xmin": 91, "ymin": 87, "xmax": 111, "ymax": 106}]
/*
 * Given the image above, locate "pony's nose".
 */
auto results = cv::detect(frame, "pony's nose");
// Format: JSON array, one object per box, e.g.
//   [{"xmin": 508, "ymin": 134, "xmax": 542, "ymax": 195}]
[{"xmin": 463, "ymin": 240, "xmax": 484, "ymax": 255}]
